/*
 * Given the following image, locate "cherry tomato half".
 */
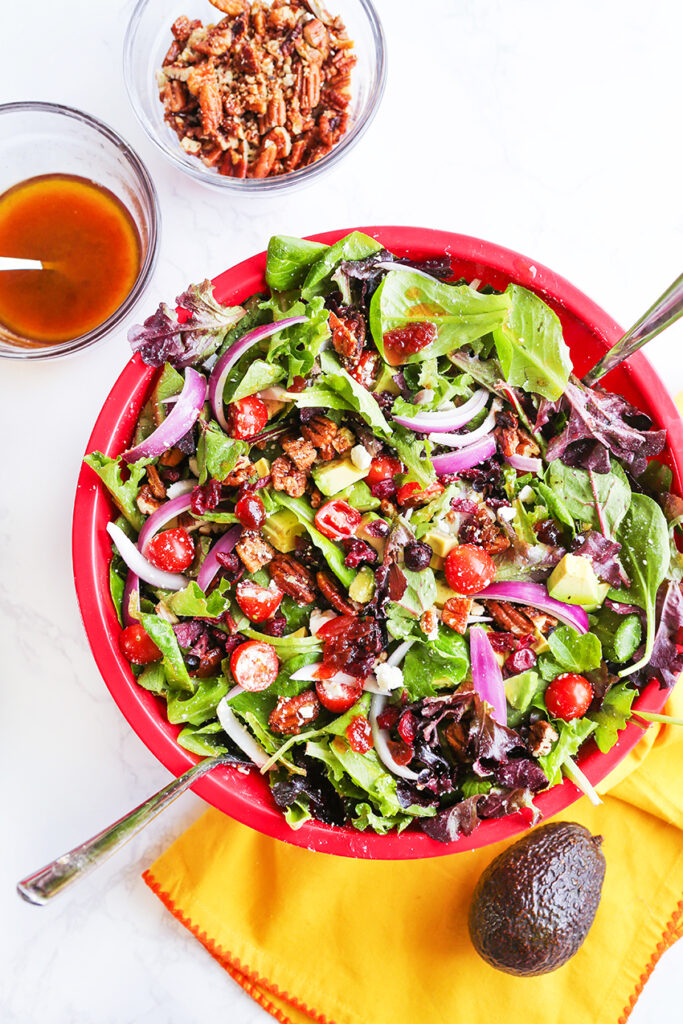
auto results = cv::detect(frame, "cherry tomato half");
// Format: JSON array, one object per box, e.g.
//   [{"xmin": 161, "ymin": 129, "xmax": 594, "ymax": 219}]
[
  {"xmin": 366, "ymin": 455, "xmax": 403, "ymax": 487},
  {"xmin": 346, "ymin": 715, "xmax": 372, "ymax": 753},
  {"xmin": 545, "ymin": 673, "xmax": 594, "ymax": 721},
  {"xmin": 146, "ymin": 527, "xmax": 195, "ymax": 572},
  {"xmin": 227, "ymin": 396, "xmax": 268, "ymax": 440},
  {"xmin": 119, "ymin": 623, "xmax": 162, "ymax": 665},
  {"xmin": 444, "ymin": 544, "xmax": 496, "ymax": 595},
  {"xmin": 396, "ymin": 480, "xmax": 444, "ymax": 508},
  {"xmin": 315, "ymin": 673, "xmax": 363, "ymax": 713},
  {"xmin": 230, "ymin": 640, "xmax": 279, "ymax": 691},
  {"xmin": 314, "ymin": 500, "xmax": 361, "ymax": 540},
  {"xmin": 235, "ymin": 580, "xmax": 283, "ymax": 623}
]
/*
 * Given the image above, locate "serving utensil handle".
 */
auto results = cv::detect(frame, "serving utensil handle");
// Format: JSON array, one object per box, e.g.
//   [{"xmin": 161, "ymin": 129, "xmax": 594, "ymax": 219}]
[
  {"xmin": 583, "ymin": 272, "xmax": 683, "ymax": 385},
  {"xmin": 16, "ymin": 758, "xmax": 221, "ymax": 905}
]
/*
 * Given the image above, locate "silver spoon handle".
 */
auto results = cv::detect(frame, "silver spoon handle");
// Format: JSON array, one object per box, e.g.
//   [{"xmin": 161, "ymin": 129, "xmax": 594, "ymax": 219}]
[
  {"xmin": 583, "ymin": 272, "xmax": 683, "ymax": 386},
  {"xmin": 16, "ymin": 758, "xmax": 220, "ymax": 905}
]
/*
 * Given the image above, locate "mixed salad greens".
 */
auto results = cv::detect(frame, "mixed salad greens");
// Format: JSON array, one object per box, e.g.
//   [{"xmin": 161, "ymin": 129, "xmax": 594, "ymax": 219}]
[{"xmin": 86, "ymin": 231, "xmax": 683, "ymax": 842}]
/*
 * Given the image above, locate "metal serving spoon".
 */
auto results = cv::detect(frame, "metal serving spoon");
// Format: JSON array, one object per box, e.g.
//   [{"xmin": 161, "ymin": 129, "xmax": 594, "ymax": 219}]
[
  {"xmin": 583, "ymin": 271, "xmax": 683, "ymax": 385},
  {"xmin": 17, "ymin": 754, "xmax": 238, "ymax": 905},
  {"xmin": 16, "ymin": 269, "xmax": 683, "ymax": 906},
  {"xmin": 0, "ymin": 256, "xmax": 44, "ymax": 271}
]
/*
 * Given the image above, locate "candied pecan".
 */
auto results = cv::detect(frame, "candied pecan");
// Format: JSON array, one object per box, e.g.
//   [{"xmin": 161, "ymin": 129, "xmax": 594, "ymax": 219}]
[
  {"xmin": 316, "ymin": 571, "xmax": 358, "ymax": 615},
  {"xmin": 420, "ymin": 607, "xmax": 439, "ymax": 637},
  {"xmin": 333, "ymin": 427, "xmax": 354, "ymax": 455},
  {"xmin": 328, "ymin": 311, "xmax": 364, "ymax": 368},
  {"xmin": 271, "ymin": 455, "xmax": 307, "ymax": 498},
  {"xmin": 222, "ymin": 457, "xmax": 257, "ymax": 488},
  {"xmin": 136, "ymin": 484, "xmax": 162, "ymax": 515},
  {"xmin": 494, "ymin": 410, "xmax": 540, "ymax": 459},
  {"xmin": 523, "ymin": 607, "xmax": 558, "ymax": 636},
  {"xmin": 441, "ymin": 596, "xmax": 472, "ymax": 635},
  {"xmin": 209, "ymin": 0, "xmax": 248, "ymax": 14},
  {"xmin": 379, "ymin": 498, "xmax": 397, "ymax": 517},
  {"xmin": 300, "ymin": 64, "xmax": 322, "ymax": 110},
  {"xmin": 527, "ymin": 719, "xmax": 559, "ymax": 758},
  {"xmin": 145, "ymin": 464, "xmax": 166, "ymax": 500},
  {"xmin": 303, "ymin": 17, "xmax": 328, "ymax": 50},
  {"xmin": 301, "ymin": 414, "xmax": 338, "ymax": 461},
  {"xmin": 159, "ymin": 446, "xmax": 185, "ymax": 467},
  {"xmin": 269, "ymin": 554, "xmax": 317, "ymax": 604},
  {"xmin": 195, "ymin": 25, "xmax": 233, "ymax": 56},
  {"xmin": 282, "ymin": 435, "xmax": 317, "ymax": 473},
  {"xmin": 269, "ymin": 690, "xmax": 321, "ymax": 735},
  {"xmin": 460, "ymin": 505, "xmax": 510, "ymax": 555},
  {"xmin": 198, "ymin": 78, "xmax": 223, "ymax": 136},
  {"xmin": 264, "ymin": 126, "xmax": 292, "ymax": 159},
  {"xmin": 443, "ymin": 720, "xmax": 468, "ymax": 761},
  {"xmin": 163, "ymin": 40, "xmax": 182, "ymax": 66},
  {"xmin": 486, "ymin": 601, "xmax": 556, "ymax": 637},
  {"xmin": 285, "ymin": 138, "xmax": 307, "ymax": 171},
  {"xmin": 235, "ymin": 531, "xmax": 275, "ymax": 573},
  {"xmin": 251, "ymin": 139, "xmax": 278, "ymax": 178},
  {"xmin": 171, "ymin": 14, "xmax": 193, "ymax": 42},
  {"xmin": 308, "ymin": 486, "xmax": 323, "ymax": 509}
]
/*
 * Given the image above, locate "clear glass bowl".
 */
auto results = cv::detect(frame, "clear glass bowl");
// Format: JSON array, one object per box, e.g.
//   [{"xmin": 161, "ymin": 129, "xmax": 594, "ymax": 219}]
[
  {"xmin": 0, "ymin": 102, "xmax": 159, "ymax": 361},
  {"xmin": 123, "ymin": 0, "xmax": 386, "ymax": 193}
]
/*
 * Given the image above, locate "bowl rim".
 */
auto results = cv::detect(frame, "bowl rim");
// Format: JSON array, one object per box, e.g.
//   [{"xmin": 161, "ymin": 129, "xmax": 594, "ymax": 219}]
[
  {"xmin": 0, "ymin": 100, "xmax": 160, "ymax": 361},
  {"xmin": 73, "ymin": 225, "xmax": 682, "ymax": 859},
  {"xmin": 122, "ymin": 0, "xmax": 387, "ymax": 192}
]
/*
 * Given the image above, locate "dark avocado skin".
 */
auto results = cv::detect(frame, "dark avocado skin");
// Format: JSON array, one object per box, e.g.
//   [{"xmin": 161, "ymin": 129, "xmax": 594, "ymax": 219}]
[{"xmin": 468, "ymin": 822, "xmax": 606, "ymax": 976}]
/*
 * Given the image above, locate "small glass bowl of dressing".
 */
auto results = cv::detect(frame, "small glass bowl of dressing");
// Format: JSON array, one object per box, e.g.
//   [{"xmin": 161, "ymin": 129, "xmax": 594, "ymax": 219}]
[{"xmin": 0, "ymin": 102, "xmax": 160, "ymax": 360}]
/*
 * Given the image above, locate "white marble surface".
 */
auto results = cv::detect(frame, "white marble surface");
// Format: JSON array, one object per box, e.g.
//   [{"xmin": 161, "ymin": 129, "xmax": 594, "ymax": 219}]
[{"xmin": 2, "ymin": 0, "xmax": 682, "ymax": 1020}]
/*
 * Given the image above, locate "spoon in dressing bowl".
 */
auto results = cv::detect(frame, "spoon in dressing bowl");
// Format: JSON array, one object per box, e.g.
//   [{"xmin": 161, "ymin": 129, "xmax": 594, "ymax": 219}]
[{"xmin": 0, "ymin": 256, "xmax": 44, "ymax": 270}]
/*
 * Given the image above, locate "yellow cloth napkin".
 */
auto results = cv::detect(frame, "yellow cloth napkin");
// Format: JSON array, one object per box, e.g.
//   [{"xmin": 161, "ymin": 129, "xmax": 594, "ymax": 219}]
[{"xmin": 144, "ymin": 690, "xmax": 683, "ymax": 1024}]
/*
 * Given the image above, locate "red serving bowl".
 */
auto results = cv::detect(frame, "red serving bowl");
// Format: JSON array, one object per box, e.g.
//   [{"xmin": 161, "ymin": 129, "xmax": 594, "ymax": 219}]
[{"xmin": 73, "ymin": 226, "xmax": 682, "ymax": 859}]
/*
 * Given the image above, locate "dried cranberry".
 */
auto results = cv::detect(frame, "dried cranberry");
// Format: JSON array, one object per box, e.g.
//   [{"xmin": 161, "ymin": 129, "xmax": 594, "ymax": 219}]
[
  {"xmin": 404, "ymin": 541, "xmax": 433, "ymax": 571},
  {"xmin": 387, "ymin": 738, "xmax": 414, "ymax": 766},
  {"xmin": 460, "ymin": 458, "xmax": 503, "ymax": 494},
  {"xmin": 159, "ymin": 468, "xmax": 180, "ymax": 483},
  {"xmin": 375, "ymin": 390, "xmax": 396, "ymax": 414},
  {"xmin": 294, "ymin": 535, "xmax": 321, "ymax": 569},
  {"xmin": 504, "ymin": 647, "xmax": 537, "ymax": 675},
  {"xmin": 370, "ymin": 478, "xmax": 397, "ymax": 500},
  {"xmin": 534, "ymin": 518, "xmax": 563, "ymax": 546},
  {"xmin": 235, "ymin": 493, "xmax": 265, "ymax": 530},
  {"xmin": 459, "ymin": 519, "xmax": 484, "ymax": 545},
  {"xmin": 451, "ymin": 498, "xmax": 479, "ymax": 515},
  {"xmin": 363, "ymin": 518, "xmax": 389, "ymax": 538},
  {"xmin": 376, "ymin": 705, "xmax": 400, "ymax": 730},
  {"xmin": 216, "ymin": 550, "xmax": 243, "ymax": 583},
  {"xmin": 321, "ymin": 616, "xmax": 384, "ymax": 678},
  {"xmin": 259, "ymin": 611, "xmax": 287, "ymax": 637},
  {"xmin": 191, "ymin": 479, "xmax": 222, "ymax": 515},
  {"xmin": 342, "ymin": 538, "xmax": 377, "ymax": 568},
  {"xmin": 397, "ymin": 711, "xmax": 416, "ymax": 744},
  {"xmin": 288, "ymin": 375, "xmax": 306, "ymax": 393}
]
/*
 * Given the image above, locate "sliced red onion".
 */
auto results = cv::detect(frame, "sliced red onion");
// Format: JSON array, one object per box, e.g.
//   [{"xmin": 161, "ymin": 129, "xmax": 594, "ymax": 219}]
[
  {"xmin": 196, "ymin": 525, "xmax": 242, "ymax": 592},
  {"xmin": 138, "ymin": 493, "xmax": 194, "ymax": 553},
  {"xmin": 432, "ymin": 433, "xmax": 497, "ymax": 476},
  {"xmin": 121, "ymin": 571, "xmax": 140, "ymax": 627},
  {"xmin": 107, "ymin": 522, "xmax": 187, "ymax": 590},
  {"xmin": 217, "ymin": 688, "xmax": 269, "ymax": 768},
  {"xmin": 166, "ymin": 479, "xmax": 196, "ymax": 499},
  {"xmin": 122, "ymin": 369, "xmax": 207, "ymax": 464},
  {"xmin": 429, "ymin": 402, "xmax": 499, "ymax": 449},
  {"xmin": 208, "ymin": 317, "xmax": 306, "ymax": 430},
  {"xmin": 506, "ymin": 453, "xmax": 543, "ymax": 474},
  {"xmin": 469, "ymin": 626, "xmax": 506, "ymax": 725},
  {"xmin": 392, "ymin": 388, "xmax": 488, "ymax": 432},
  {"xmin": 370, "ymin": 694, "xmax": 419, "ymax": 781},
  {"xmin": 477, "ymin": 582, "xmax": 589, "ymax": 633}
]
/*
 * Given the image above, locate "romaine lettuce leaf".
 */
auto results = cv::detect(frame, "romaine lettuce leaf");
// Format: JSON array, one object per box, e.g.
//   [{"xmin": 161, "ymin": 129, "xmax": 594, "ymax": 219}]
[
  {"xmin": 301, "ymin": 232, "xmax": 382, "ymax": 299},
  {"xmin": 226, "ymin": 359, "xmax": 285, "ymax": 402},
  {"xmin": 266, "ymin": 235, "xmax": 329, "ymax": 291},
  {"xmin": 196, "ymin": 420, "xmax": 248, "ymax": 484},
  {"xmin": 402, "ymin": 642, "xmax": 468, "ymax": 700},
  {"xmin": 588, "ymin": 682, "xmax": 636, "ymax": 753},
  {"xmin": 84, "ymin": 452, "xmax": 148, "ymax": 531},
  {"xmin": 140, "ymin": 613, "xmax": 194, "ymax": 693},
  {"xmin": 369, "ymin": 270, "xmax": 511, "ymax": 362},
  {"xmin": 318, "ymin": 350, "xmax": 391, "ymax": 436},
  {"xmin": 264, "ymin": 295, "xmax": 330, "ymax": 383},
  {"xmin": 177, "ymin": 720, "xmax": 230, "ymax": 757},
  {"xmin": 166, "ymin": 579, "xmax": 231, "ymax": 618},
  {"xmin": 538, "ymin": 717, "xmax": 596, "ymax": 785},
  {"xmin": 492, "ymin": 284, "xmax": 572, "ymax": 401},
  {"xmin": 167, "ymin": 677, "xmax": 229, "ymax": 726}
]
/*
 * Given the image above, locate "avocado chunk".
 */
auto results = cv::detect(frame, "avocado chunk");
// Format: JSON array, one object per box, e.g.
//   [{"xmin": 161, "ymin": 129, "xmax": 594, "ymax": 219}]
[
  {"xmin": 262, "ymin": 508, "xmax": 304, "ymax": 553},
  {"xmin": 547, "ymin": 554, "xmax": 600, "ymax": 607},
  {"xmin": 372, "ymin": 363, "xmax": 401, "ymax": 396},
  {"xmin": 434, "ymin": 578, "xmax": 459, "ymax": 608},
  {"xmin": 348, "ymin": 567, "xmax": 375, "ymax": 604},
  {"xmin": 468, "ymin": 822, "xmax": 606, "ymax": 976},
  {"xmin": 423, "ymin": 529, "xmax": 458, "ymax": 559},
  {"xmin": 253, "ymin": 457, "xmax": 270, "ymax": 479},
  {"xmin": 312, "ymin": 455, "xmax": 369, "ymax": 497}
]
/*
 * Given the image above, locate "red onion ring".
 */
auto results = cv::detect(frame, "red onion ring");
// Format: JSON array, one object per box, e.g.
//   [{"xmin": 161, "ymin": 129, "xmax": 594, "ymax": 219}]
[
  {"xmin": 107, "ymin": 522, "xmax": 188, "ymax": 590},
  {"xmin": 506, "ymin": 453, "xmax": 543, "ymax": 474},
  {"xmin": 208, "ymin": 317, "xmax": 306, "ymax": 430},
  {"xmin": 392, "ymin": 388, "xmax": 488, "ymax": 433},
  {"xmin": 122, "ymin": 368, "xmax": 207, "ymax": 464},
  {"xmin": 477, "ymin": 582, "xmax": 589, "ymax": 633},
  {"xmin": 428, "ymin": 401, "xmax": 499, "ymax": 449},
  {"xmin": 432, "ymin": 433, "xmax": 497, "ymax": 476},
  {"xmin": 469, "ymin": 626, "xmax": 507, "ymax": 725},
  {"xmin": 196, "ymin": 525, "xmax": 242, "ymax": 592}
]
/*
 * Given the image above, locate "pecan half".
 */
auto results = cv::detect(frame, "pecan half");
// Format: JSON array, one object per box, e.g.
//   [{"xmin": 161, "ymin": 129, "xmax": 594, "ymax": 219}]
[
  {"xmin": 269, "ymin": 554, "xmax": 316, "ymax": 604},
  {"xmin": 235, "ymin": 531, "xmax": 274, "ymax": 573},
  {"xmin": 281, "ymin": 436, "xmax": 317, "ymax": 473},
  {"xmin": 136, "ymin": 484, "xmax": 162, "ymax": 516},
  {"xmin": 271, "ymin": 454, "xmax": 307, "ymax": 498},
  {"xmin": 269, "ymin": 690, "xmax": 321, "ymax": 735},
  {"xmin": 486, "ymin": 601, "xmax": 556, "ymax": 637},
  {"xmin": 527, "ymin": 719, "xmax": 559, "ymax": 757},
  {"xmin": 316, "ymin": 570, "xmax": 358, "ymax": 614},
  {"xmin": 145, "ymin": 464, "xmax": 167, "ymax": 500},
  {"xmin": 441, "ymin": 596, "xmax": 472, "ymax": 635},
  {"xmin": 329, "ymin": 310, "xmax": 364, "ymax": 368}
]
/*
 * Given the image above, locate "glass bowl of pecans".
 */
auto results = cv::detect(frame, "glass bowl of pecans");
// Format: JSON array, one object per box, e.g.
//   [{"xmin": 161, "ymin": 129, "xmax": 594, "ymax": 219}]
[{"xmin": 124, "ymin": 0, "xmax": 386, "ymax": 192}]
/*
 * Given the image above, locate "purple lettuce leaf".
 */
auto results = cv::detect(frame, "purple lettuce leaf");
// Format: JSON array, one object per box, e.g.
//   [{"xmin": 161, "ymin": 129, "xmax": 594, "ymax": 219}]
[
  {"xmin": 544, "ymin": 379, "xmax": 666, "ymax": 477},
  {"xmin": 647, "ymin": 581, "xmax": 683, "ymax": 688},
  {"xmin": 478, "ymin": 787, "xmax": 542, "ymax": 823},
  {"xmin": 572, "ymin": 530, "xmax": 629, "ymax": 587},
  {"xmin": 129, "ymin": 280, "xmax": 245, "ymax": 368},
  {"xmin": 493, "ymin": 758, "xmax": 548, "ymax": 791},
  {"xmin": 420, "ymin": 786, "xmax": 541, "ymax": 843},
  {"xmin": 468, "ymin": 698, "xmax": 529, "ymax": 776}
]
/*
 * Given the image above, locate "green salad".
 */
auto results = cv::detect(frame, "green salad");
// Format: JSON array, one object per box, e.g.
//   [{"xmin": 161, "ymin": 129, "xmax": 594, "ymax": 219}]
[{"xmin": 85, "ymin": 231, "xmax": 683, "ymax": 842}]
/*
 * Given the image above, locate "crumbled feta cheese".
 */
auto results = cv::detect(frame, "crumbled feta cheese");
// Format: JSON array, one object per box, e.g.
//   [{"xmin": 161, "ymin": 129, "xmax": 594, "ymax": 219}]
[
  {"xmin": 519, "ymin": 485, "xmax": 534, "ymax": 503},
  {"xmin": 375, "ymin": 663, "xmax": 404, "ymax": 692},
  {"xmin": 470, "ymin": 601, "xmax": 484, "ymax": 616},
  {"xmin": 309, "ymin": 609, "xmax": 337, "ymax": 635},
  {"xmin": 350, "ymin": 444, "xmax": 372, "ymax": 471},
  {"xmin": 497, "ymin": 506, "xmax": 516, "ymax": 522},
  {"xmin": 414, "ymin": 388, "xmax": 435, "ymax": 405}
]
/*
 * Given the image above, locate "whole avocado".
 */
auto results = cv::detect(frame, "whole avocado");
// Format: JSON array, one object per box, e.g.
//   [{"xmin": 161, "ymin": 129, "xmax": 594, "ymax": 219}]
[{"xmin": 468, "ymin": 822, "xmax": 606, "ymax": 976}]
